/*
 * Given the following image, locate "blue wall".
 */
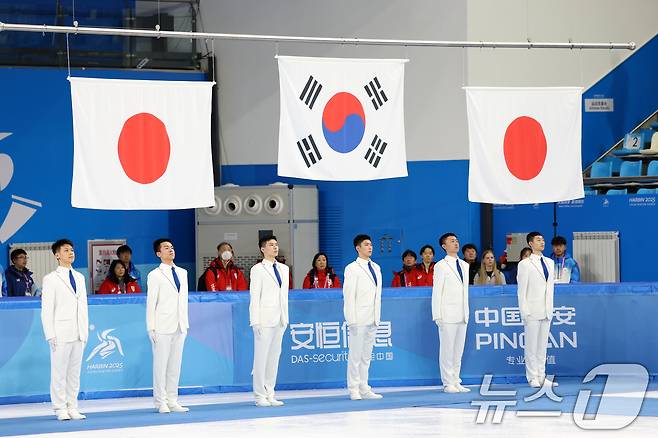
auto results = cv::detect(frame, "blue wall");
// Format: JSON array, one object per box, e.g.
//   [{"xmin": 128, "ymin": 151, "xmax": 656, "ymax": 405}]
[
  {"xmin": 0, "ymin": 67, "xmax": 205, "ymax": 282},
  {"xmin": 221, "ymin": 161, "xmax": 481, "ymax": 286},
  {"xmin": 582, "ymin": 34, "xmax": 658, "ymax": 167},
  {"xmin": 493, "ymin": 195, "xmax": 657, "ymax": 282}
]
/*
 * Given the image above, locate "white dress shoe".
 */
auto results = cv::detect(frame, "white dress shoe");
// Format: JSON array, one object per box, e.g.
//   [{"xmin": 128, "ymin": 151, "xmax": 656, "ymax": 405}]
[
  {"xmin": 68, "ymin": 409, "xmax": 86, "ymax": 420},
  {"xmin": 268, "ymin": 398, "xmax": 284, "ymax": 407},
  {"xmin": 55, "ymin": 410, "xmax": 71, "ymax": 421},
  {"xmin": 255, "ymin": 398, "xmax": 271, "ymax": 407},
  {"xmin": 444, "ymin": 385, "xmax": 460, "ymax": 393},
  {"xmin": 456, "ymin": 384, "xmax": 471, "ymax": 393},
  {"xmin": 168, "ymin": 403, "xmax": 190, "ymax": 413},
  {"xmin": 360, "ymin": 391, "xmax": 383, "ymax": 400},
  {"xmin": 158, "ymin": 405, "xmax": 171, "ymax": 414},
  {"xmin": 529, "ymin": 379, "xmax": 541, "ymax": 388},
  {"xmin": 349, "ymin": 391, "xmax": 362, "ymax": 400}
]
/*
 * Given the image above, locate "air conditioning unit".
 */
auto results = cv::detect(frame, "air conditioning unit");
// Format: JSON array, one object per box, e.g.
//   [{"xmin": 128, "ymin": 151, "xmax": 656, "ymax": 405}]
[{"xmin": 195, "ymin": 184, "xmax": 319, "ymax": 289}]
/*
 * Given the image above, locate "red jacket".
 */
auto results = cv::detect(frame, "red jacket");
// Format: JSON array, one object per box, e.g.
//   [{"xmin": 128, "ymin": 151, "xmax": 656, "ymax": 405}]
[
  {"xmin": 205, "ymin": 259, "xmax": 248, "ymax": 291},
  {"xmin": 391, "ymin": 267, "xmax": 425, "ymax": 287},
  {"xmin": 97, "ymin": 278, "xmax": 141, "ymax": 294},
  {"xmin": 302, "ymin": 269, "xmax": 342, "ymax": 289},
  {"xmin": 416, "ymin": 262, "xmax": 436, "ymax": 286}
]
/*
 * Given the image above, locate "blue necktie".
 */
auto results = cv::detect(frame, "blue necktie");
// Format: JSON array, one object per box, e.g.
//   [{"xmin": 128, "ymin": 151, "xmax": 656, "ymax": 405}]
[
  {"xmin": 171, "ymin": 266, "xmax": 181, "ymax": 292},
  {"xmin": 456, "ymin": 260, "xmax": 464, "ymax": 282},
  {"xmin": 69, "ymin": 270, "xmax": 77, "ymax": 293},
  {"xmin": 273, "ymin": 262, "xmax": 282, "ymax": 287},
  {"xmin": 368, "ymin": 261, "xmax": 378, "ymax": 286},
  {"xmin": 540, "ymin": 257, "xmax": 549, "ymax": 281}
]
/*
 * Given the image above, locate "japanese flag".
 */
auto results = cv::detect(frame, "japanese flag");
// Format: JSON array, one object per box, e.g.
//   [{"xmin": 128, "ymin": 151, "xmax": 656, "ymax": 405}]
[
  {"xmin": 465, "ymin": 87, "xmax": 584, "ymax": 204},
  {"xmin": 70, "ymin": 77, "xmax": 215, "ymax": 210}
]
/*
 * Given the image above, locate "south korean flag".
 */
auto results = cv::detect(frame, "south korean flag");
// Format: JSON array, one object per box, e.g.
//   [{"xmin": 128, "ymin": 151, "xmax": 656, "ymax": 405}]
[{"xmin": 277, "ymin": 56, "xmax": 408, "ymax": 181}]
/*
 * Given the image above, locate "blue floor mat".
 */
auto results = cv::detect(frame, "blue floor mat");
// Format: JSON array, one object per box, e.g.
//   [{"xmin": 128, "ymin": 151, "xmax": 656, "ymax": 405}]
[{"xmin": 1, "ymin": 380, "xmax": 656, "ymax": 436}]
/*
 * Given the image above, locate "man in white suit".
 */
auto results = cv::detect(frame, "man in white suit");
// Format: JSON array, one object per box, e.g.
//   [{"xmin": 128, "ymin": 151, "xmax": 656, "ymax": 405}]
[
  {"xmin": 249, "ymin": 235, "xmax": 289, "ymax": 407},
  {"xmin": 517, "ymin": 231, "xmax": 557, "ymax": 388},
  {"xmin": 41, "ymin": 239, "xmax": 89, "ymax": 421},
  {"xmin": 343, "ymin": 234, "xmax": 383, "ymax": 401},
  {"xmin": 432, "ymin": 233, "xmax": 470, "ymax": 393},
  {"xmin": 146, "ymin": 238, "xmax": 190, "ymax": 413}
]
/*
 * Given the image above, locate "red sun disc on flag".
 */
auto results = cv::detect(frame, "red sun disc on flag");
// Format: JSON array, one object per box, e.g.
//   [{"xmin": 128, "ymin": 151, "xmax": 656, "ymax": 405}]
[
  {"xmin": 503, "ymin": 116, "xmax": 547, "ymax": 181},
  {"xmin": 118, "ymin": 113, "xmax": 171, "ymax": 184}
]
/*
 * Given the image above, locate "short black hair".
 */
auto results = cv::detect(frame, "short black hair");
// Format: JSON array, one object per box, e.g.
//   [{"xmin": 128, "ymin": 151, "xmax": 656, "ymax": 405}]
[
  {"xmin": 153, "ymin": 238, "xmax": 173, "ymax": 255},
  {"xmin": 551, "ymin": 235, "xmax": 567, "ymax": 246},
  {"xmin": 439, "ymin": 233, "xmax": 457, "ymax": 246},
  {"xmin": 526, "ymin": 231, "xmax": 543, "ymax": 244},
  {"xmin": 116, "ymin": 244, "xmax": 132, "ymax": 256},
  {"xmin": 353, "ymin": 234, "xmax": 372, "ymax": 248},
  {"xmin": 259, "ymin": 235, "xmax": 277, "ymax": 249},
  {"xmin": 419, "ymin": 244, "xmax": 435, "ymax": 255},
  {"xmin": 52, "ymin": 239, "xmax": 73, "ymax": 254},
  {"xmin": 10, "ymin": 248, "xmax": 27, "ymax": 263},
  {"xmin": 401, "ymin": 249, "xmax": 417, "ymax": 261},
  {"xmin": 217, "ymin": 241, "xmax": 233, "ymax": 251},
  {"xmin": 520, "ymin": 247, "xmax": 532, "ymax": 259},
  {"xmin": 461, "ymin": 243, "xmax": 477, "ymax": 254}
]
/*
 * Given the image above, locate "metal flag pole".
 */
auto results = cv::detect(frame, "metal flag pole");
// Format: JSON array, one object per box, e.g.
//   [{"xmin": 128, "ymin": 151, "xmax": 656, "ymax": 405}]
[{"xmin": 0, "ymin": 21, "xmax": 636, "ymax": 51}]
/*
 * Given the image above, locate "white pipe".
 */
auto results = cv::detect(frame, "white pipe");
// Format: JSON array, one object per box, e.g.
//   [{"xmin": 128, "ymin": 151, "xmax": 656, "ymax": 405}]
[{"xmin": 0, "ymin": 22, "xmax": 636, "ymax": 50}]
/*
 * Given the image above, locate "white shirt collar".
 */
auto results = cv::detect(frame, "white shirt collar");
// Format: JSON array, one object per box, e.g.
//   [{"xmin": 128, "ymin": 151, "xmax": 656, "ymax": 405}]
[
  {"xmin": 56, "ymin": 266, "xmax": 73, "ymax": 274},
  {"xmin": 530, "ymin": 253, "xmax": 544, "ymax": 260},
  {"xmin": 262, "ymin": 258, "xmax": 276, "ymax": 267},
  {"xmin": 355, "ymin": 257, "xmax": 372, "ymax": 267},
  {"xmin": 160, "ymin": 262, "xmax": 177, "ymax": 270},
  {"xmin": 444, "ymin": 255, "xmax": 459, "ymax": 262}
]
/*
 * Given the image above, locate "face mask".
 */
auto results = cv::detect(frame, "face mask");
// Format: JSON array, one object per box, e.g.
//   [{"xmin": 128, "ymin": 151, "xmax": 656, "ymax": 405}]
[{"xmin": 221, "ymin": 251, "xmax": 232, "ymax": 261}]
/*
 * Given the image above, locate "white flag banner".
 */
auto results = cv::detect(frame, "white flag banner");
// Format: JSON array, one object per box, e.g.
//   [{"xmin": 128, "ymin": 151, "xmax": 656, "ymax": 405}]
[
  {"xmin": 70, "ymin": 77, "xmax": 215, "ymax": 210},
  {"xmin": 465, "ymin": 87, "xmax": 584, "ymax": 204},
  {"xmin": 277, "ymin": 56, "xmax": 408, "ymax": 181}
]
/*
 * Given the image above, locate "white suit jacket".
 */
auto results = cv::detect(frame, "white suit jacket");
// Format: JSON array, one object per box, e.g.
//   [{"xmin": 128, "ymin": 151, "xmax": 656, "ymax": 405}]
[
  {"xmin": 249, "ymin": 260, "xmax": 289, "ymax": 328},
  {"xmin": 343, "ymin": 257, "xmax": 382, "ymax": 327},
  {"xmin": 41, "ymin": 267, "xmax": 89, "ymax": 343},
  {"xmin": 432, "ymin": 255, "xmax": 470, "ymax": 324},
  {"xmin": 517, "ymin": 254, "xmax": 555, "ymax": 321},
  {"xmin": 146, "ymin": 263, "xmax": 189, "ymax": 334}
]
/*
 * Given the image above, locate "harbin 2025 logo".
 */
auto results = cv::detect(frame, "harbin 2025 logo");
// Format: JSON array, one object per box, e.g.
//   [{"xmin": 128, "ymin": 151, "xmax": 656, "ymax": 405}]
[{"xmin": 85, "ymin": 324, "xmax": 125, "ymax": 373}]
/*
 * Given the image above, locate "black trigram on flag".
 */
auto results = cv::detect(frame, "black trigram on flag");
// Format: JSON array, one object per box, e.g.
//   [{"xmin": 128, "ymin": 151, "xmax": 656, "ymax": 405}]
[
  {"xmin": 364, "ymin": 135, "xmax": 387, "ymax": 168},
  {"xmin": 299, "ymin": 75, "xmax": 323, "ymax": 110},
  {"xmin": 297, "ymin": 134, "xmax": 323, "ymax": 168},
  {"xmin": 364, "ymin": 77, "xmax": 388, "ymax": 110}
]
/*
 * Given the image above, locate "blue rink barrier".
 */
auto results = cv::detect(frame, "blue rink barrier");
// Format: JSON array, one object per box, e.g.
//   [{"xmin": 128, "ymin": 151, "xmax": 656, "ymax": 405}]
[{"xmin": 1, "ymin": 283, "xmax": 657, "ymax": 404}]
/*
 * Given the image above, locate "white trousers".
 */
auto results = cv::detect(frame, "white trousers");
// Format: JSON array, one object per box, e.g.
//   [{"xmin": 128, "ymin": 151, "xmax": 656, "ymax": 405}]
[
  {"xmin": 252, "ymin": 325, "xmax": 285, "ymax": 400},
  {"xmin": 438, "ymin": 322, "xmax": 467, "ymax": 387},
  {"xmin": 152, "ymin": 329, "xmax": 186, "ymax": 407},
  {"xmin": 50, "ymin": 340, "xmax": 85, "ymax": 411},
  {"xmin": 347, "ymin": 324, "xmax": 377, "ymax": 392},
  {"xmin": 523, "ymin": 319, "xmax": 551, "ymax": 383}
]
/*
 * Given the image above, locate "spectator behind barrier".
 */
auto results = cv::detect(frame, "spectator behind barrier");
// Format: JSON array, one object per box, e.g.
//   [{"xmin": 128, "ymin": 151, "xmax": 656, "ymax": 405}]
[
  {"xmin": 0, "ymin": 262, "xmax": 6, "ymax": 297},
  {"xmin": 6, "ymin": 248, "xmax": 36, "ymax": 296},
  {"xmin": 474, "ymin": 249, "xmax": 507, "ymax": 285},
  {"xmin": 550, "ymin": 236, "xmax": 581, "ymax": 283},
  {"xmin": 416, "ymin": 244, "xmax": 436, "ymax": 286},
  {"xmin": 117, "ymin": 244, "xmax": 142, "ymax": 289},
  {"xmin": 391, "ymin": 249, "xmax": 424, "ymax": 287},
  {"xmin": 507, "ymin": 247, "xmax": 532, "ymax": 285},
  {"xmin": 97, "ymin": 260, "xmax": 141, "ymax": 294},
  {"xmin": 461, "ymin": 243, "xmax": 479, "ymax": 285},
  {"xmin": 303, "ymin": 252, "xmax": 342, "ymax": 289},
  {"xmin": 202, "ymin": 242, "xmax": 248, "ymax": 292}
]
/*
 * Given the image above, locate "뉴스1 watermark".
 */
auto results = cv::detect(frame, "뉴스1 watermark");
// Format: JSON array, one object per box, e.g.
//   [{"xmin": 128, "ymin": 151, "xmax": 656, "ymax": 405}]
[{"xmin": 471, "ymin": 364, "xmax": 649, "ymax": 430}]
